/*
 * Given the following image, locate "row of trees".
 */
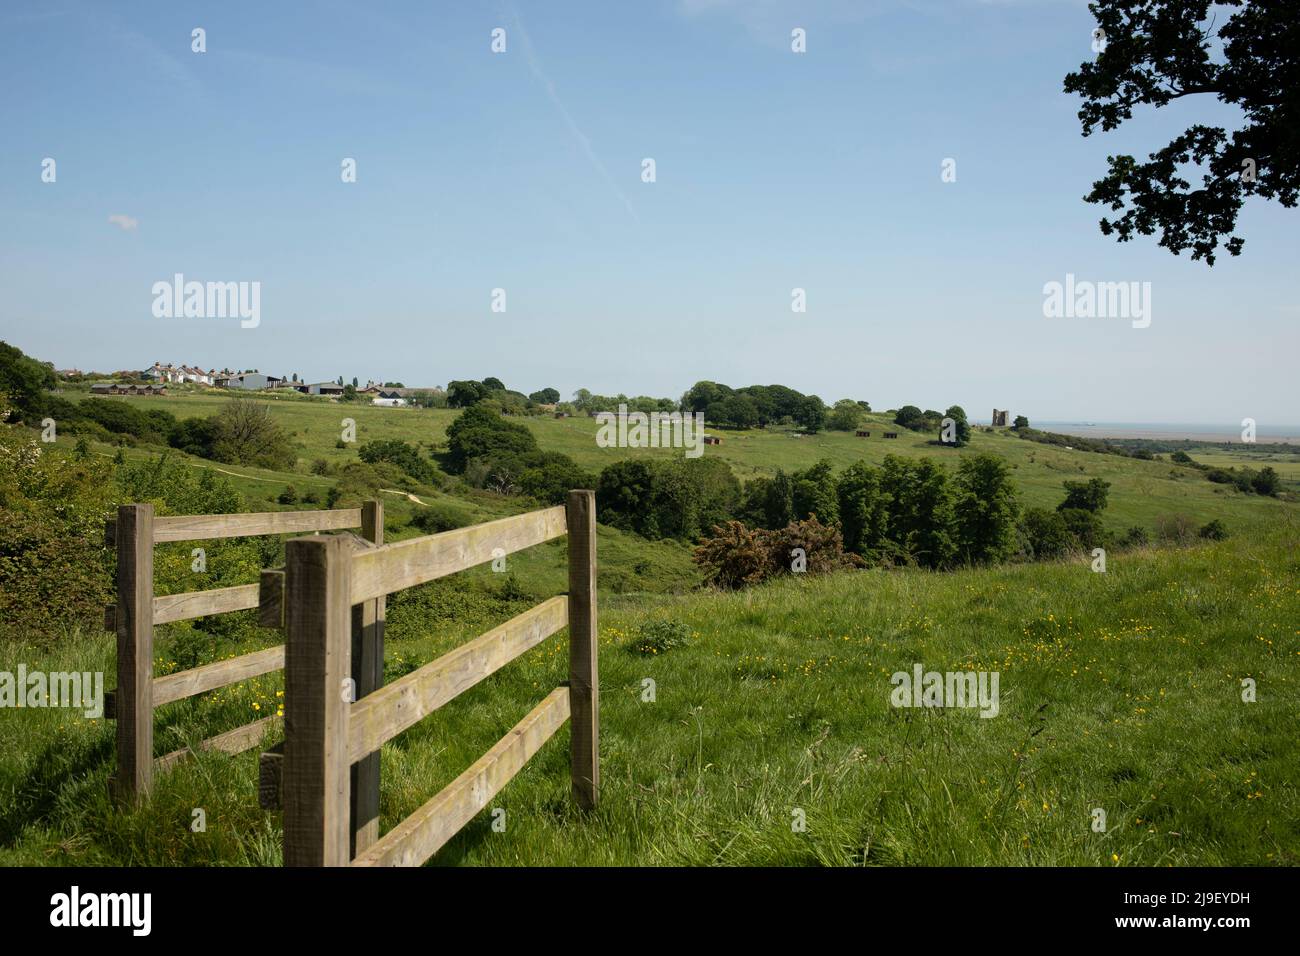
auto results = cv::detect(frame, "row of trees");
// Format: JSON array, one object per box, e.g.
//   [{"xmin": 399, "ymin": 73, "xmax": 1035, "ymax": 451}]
[{"xmin": 729, "ymin": 454, "xmax": 1020, "ymax": 567}]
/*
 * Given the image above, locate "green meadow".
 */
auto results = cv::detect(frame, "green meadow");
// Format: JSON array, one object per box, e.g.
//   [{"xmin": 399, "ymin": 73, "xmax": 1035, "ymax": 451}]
[
  {"xmin": 58, "ymin": 387, "xmax": 1298, "ymax": 541},
  {"xmin": 3, "ymin": 387, "xmax": 1296, "ymax": 866},
  {"xmin": 2, "ymin": 522, "xmax": 1295, "ymax": 865}
]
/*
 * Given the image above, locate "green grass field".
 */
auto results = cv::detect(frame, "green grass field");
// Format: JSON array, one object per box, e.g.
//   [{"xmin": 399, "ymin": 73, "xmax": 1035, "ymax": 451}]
[
  {"xmin": 3, "ymin": 521, "xmax": 1296, "ymax": 865},
  {"xmin": 62, "ymin": 387, "xmax": 1299, "ymax": 543},
  {"xmin": 5, "ymin": 387, "xmax": 1295, "ymax": 866}
]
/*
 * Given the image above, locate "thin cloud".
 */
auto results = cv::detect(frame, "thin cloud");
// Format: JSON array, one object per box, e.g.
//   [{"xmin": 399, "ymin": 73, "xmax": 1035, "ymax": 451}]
[
  {"xmin": 107, "ymin": 214, "xmax": 139, "ymax": 231},
  {"xmin": 508, "ymin": 5, "xmax": 639, "ymax": 224}
]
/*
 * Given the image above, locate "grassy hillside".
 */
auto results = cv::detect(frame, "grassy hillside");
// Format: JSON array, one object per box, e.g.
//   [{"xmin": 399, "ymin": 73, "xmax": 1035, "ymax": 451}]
[
  {"xmin": 3, "ymin": 521, "xmax": 1296, "ymax": 865},
  {"xmin": 64, "ymin": 388, "xmax": 1298, "ymax": 542}
]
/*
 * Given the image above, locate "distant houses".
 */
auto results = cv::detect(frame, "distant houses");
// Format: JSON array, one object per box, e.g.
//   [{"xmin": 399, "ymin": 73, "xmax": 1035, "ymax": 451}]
[
  {"xmin": 142, "ymin": 363, "xmax": 215, "ymax": 385},
  {"xmin": 79, "ymin": 361, "xmax": 444, "ymax": 405}
]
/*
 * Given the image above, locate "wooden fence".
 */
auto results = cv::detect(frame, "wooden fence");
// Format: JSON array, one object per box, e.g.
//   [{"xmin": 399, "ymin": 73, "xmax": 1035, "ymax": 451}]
[
  {"xmin": 103, "ymin": 501, "xmax": 382, "ymax": 803},
  {"xmin": 272, "ymin": 489, "xmax": 598, "ymax": 867}
]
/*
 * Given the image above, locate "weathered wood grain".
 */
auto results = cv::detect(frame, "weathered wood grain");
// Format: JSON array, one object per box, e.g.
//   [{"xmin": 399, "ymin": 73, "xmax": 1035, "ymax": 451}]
[
  {"xmin": 259, "ymin": 743, "xmax": 285, "ymax": 810},
  {"xmin": 114, "ymin": 504, "xmax": 154, "ymax": 803},
  {"xmin": 347, "ymin": 596, "xmax": 568, "ymax": 763},
  {"xmin": 152, "ymin": 644, "xmax": 285, "ymax": 707},
  {"xmin": 351, "ymin": 687, "xmax": 570, "ymax": 867},
  {"xmin": 349, "ymin": 506, "xmax": 567, "ymax": 603},
  {"xmin": 155, "ymin": 715, "xmax": 280, "ymax": 772},
  {"xmin": 282, "ymin": 535, "xmax": 353, "ymax": 867},
  {"xmin": 259, "ymin": 569, "xmax": 285, "ymax": 629},
  {"xmin": 566, "ymin": 490, "xmax": 599, "ymax": 810},
  {"xmin": 153, "ymin": 583, "xmax": 261, "ymax": 625},
  {"xmin": 152, "ymin": 508, "xmax": 362, "ymax": 543},
  {"xmin": 351, "ymin": 500, "xmax": 385, "ymax": 856}
]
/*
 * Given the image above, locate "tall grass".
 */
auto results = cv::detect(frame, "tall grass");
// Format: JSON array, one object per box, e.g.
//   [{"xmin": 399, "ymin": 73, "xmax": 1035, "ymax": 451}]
[{"xmin": 3, "ymin": 520, "xmax": 1295, "ymax": 866}]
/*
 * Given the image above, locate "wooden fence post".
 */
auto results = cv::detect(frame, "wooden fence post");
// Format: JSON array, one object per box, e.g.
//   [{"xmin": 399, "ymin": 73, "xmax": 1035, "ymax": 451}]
[
  {"xmin": 114, "ymin": 503, "xmax": 154, "ymax": 803},
  {"xmin": 566, "ymin": 490, "xmax": 599, "ymax": 809},
  {"xmin": 282, "ymin": 535, "xmax": 353, "ymax": 867},
  {"xmin": 351, "ymin": 500, "xmax": 385, "ymax": 856}
]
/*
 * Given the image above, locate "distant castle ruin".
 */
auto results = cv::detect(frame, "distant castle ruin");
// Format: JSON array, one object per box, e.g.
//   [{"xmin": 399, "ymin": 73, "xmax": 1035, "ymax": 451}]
[{"xmin": 991, "ymin": 409, "xmax": 1009, "ymax": 427}]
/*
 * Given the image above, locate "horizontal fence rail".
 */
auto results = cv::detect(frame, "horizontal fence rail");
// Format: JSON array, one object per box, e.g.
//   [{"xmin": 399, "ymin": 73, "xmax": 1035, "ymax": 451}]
[
  {"xmin": 347, "ymin": 596, "xmax": 568, "ymax": 763},
  {"xmin": 349, "ymin": 506, "xmax": 567, "ymax": 603},
  {"xmin": 153, "ymin": 508, "xmax": 364, "ymax": 543},
  {"xmin": 351, "ymin": 688, "xmax": 571, "ymax": 867},
  {"xmin": 108, "ymin": 501, "xmax": 377, "ymax": 804},
  {"xmin": 280, "ymin": 490, "xmax": 599, "ymax": 867}
]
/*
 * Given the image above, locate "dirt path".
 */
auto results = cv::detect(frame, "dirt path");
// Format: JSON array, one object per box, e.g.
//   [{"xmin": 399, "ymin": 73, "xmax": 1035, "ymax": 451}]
[{"xmin": 380, "ymin": 488, "xmax": 427, "ymax": 505}]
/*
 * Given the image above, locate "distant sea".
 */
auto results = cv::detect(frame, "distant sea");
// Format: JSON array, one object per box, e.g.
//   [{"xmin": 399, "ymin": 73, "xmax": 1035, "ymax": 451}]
[{"xmin": 989, "ymin": 421, "xmax": 1300, "ymax": 444}]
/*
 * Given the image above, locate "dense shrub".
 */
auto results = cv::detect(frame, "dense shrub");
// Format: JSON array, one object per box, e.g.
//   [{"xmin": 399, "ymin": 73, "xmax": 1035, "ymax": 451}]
[
  {"xmin": 0, "ymin": 340, "xmax": 58, "ymax": 422},
  {"xmin": 1058, "ymin": 477, "xmax": 1110, "ymax": 513},
  {"xmin": 209, "ymin": 399, "xmax": 296, "ymax": 469},
  {"xmin": 1017, "ymin": 507, "xmax": 1075, "ymax": 559},
  {"xmin": 445, "ymin": 404, "xmax": 537, "ymax": 469},
  {"xmin": 0, "ymin": 411, "xmax": 115, "ymax": 640},
  {"xmin": 1199, "ymin": 519, "xmax": 1229, "ymax": 540},
  {"xmin": 598, "ymin": 456, "xmax": 739, "ymax": 541},
  {"xmin": 1057, "ymin": 507, "xmax": 1105, "ymax": 550},
  {"xmin": 358, "ymin": 439, "xmax": 439, "ymax": 485},
  {"xmin": 1252, "ymin": 466, "xmax": 1280, "ymax": 496},
  {"xmin": 693, "ymin": 516, "xmax": 859, "ymax": 589},
  {"xmin": 517, "ymin": 451, "xmax": 595, "ymax": 505},
  {"xmin": 628, "ymin": 619, "xmax": 692, "ymax": 655},
  {"xmin": 1119, "ymin": 526, "xmax": 1150, "ymax": 548}
]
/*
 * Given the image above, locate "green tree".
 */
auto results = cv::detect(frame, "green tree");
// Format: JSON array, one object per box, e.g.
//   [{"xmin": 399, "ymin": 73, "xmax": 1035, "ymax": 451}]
[
  {"xmin": 444, "ymin": 404, "xmax": 538, "ymax": 471},
  {"xmin": 681, "ymin": 381, "xmax": 733, "ymax": 413},
  {"xmin": 827, "ymin": 399, "xmax": 863, "ymax": 431},
  {"xmin": 483, "ymin": 377, "xmax": 506, "ymax": 392},
  {"xmin": 1058, "ymin": 477, "xmax": 1111, "ymax": 513},
  {"xmin": 1251, "ymin": 465, "xmax": 1281, "ymax": 496},
  {"xmin": 1013, "ymin": 414, "xmax": 1029, "ymax": 429},
  {"xmin": 880, "ymin": 455, "xmax": 956, "ymax": 568},
  {"xmin": 893, "ymin": 405, "xmax": 927, "ymax": 431},
  {"xmin": 837, "ymin": 461, "xmax": 888, "ymax": 558},
  {"xmin": 0, "ymin": 340, "xmax": 57, "ymax": 422},
  {"xmin": 1018, "ymin": 507, "xmax": 1075, "ymax": 559},
  {"xmin": 953, "ymin": 453, "xmax": 1020, "ymax": 564},
  {"xmin": 447, "ymin": 380, "xmax": 489, "ymax": 408},
  {"xmin": 210, "ymin": 399, "xmax": 295, "ymax": 469},
  {"xmin": 528, "ymin": 387, "xmax": 561, "ymax": 404},
  {"xmin": 795, "ymin": 395, "xmax": 827, "ymax": 433},
  {"xmin": 708, "ymin": 393, "xmax": 760, "ymax": 429},
  {"xmin": 1064, "ymin": 0, "xmax": 1299, "ymax": 265},
  {"xmin": 942, "ymin": 405, "xmax": 972, "ymax": 446},
  {"xmin": 792, "ymin": 459, "xmax": 839, "ymax": 525}
]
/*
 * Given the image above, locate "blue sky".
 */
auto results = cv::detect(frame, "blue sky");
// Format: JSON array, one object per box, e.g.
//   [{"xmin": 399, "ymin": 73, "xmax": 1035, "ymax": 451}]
[{"xmin": 1, "ymin": 0, "xmax": 1296, "ymax": 424}]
